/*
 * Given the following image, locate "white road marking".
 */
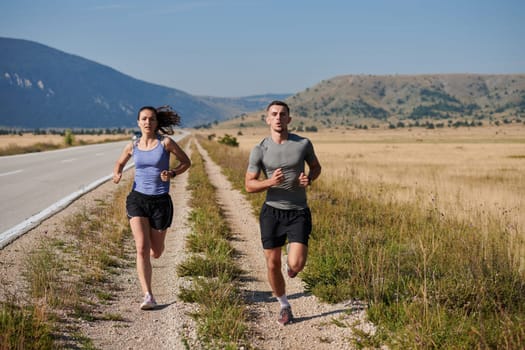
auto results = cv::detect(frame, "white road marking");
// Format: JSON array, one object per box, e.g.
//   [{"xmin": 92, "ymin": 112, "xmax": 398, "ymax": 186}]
[
  {"xmin": 61, "ymin": 158, "xmax": 77, "ymax": 163},
  {"xmin": 0, "ymin": 161, "xmax": 135, "ymax": 249},
  {"xmin": 0, "ymin": 169, "xmax": 23, "ymax": 177}
]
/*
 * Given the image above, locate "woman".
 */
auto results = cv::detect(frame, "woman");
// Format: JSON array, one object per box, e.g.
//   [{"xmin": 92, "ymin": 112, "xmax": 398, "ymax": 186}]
[{"xmin": 113, "ymin": 105, "xmax": 191, "ymax": 310}]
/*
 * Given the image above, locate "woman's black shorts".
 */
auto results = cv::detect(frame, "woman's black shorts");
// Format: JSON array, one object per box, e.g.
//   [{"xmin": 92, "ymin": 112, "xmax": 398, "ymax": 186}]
[
  {"xmin": 126, "ymin": 191, "xmax": 173, "ymax": 230},
  {"xmin": 259, "ymin": 203, "xmax": 312, "ymax": 249}
]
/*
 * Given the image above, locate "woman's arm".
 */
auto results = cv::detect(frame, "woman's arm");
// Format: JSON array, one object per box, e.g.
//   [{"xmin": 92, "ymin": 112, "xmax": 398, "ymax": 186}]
[
  {"xmin": 113, "ymin": 143, "xmax": 132, "ymax": 184},
  {"xmin": 162, "ymin": 137, "xmax": 191, "ymax": 180}
]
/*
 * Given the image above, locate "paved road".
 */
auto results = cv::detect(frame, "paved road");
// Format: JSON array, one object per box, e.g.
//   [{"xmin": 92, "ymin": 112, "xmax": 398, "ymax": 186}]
[{"xmin": 0, "ymin": 133, "xmax": 186, "ymax": 248}]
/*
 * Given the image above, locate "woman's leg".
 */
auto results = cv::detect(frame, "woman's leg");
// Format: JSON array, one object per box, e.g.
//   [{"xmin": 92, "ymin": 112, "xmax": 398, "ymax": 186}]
[
  {"xmin": 150, "ymin": 229, "xmax": 168, "ymax": 258},
  {"xmin": 129, "ymin": 217, "xmax": 153, "ymax": 295}
]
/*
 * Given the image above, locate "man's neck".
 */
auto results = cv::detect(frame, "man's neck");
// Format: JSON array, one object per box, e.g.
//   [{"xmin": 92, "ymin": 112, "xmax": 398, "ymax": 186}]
[{"xmin": 270, "ymin": 129, "xmax": 289, "ymax": 144}]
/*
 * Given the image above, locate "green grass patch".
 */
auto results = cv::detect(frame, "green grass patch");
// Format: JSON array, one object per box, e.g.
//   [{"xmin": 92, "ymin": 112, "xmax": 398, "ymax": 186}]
[
  {"xmin": 1, "ymin": 175, "xmax": 133, "ymax": 348},
  {"xmin": 177, "ymin": 140, "xmax": 248, "ymax": 349},
  {"xmin": 0, "ymin": 300, "xmax": 54, "ymax": 350}
]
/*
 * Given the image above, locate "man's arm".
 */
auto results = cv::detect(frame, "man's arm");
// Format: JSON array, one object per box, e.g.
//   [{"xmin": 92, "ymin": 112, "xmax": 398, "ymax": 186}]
[
  {"xmin": 245, "ymin": 168, "xmax": 284, "ymax": 193},
  {"xmin": 297, "ymin": 157, "xmax": 321, "ymax": 188},
  {"xmin": 307, "ymin": 157, "xmax": 322, "ymax": 183}
]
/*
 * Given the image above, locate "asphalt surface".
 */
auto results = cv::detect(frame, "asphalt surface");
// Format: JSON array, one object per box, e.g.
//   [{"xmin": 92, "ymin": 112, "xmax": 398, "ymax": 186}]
[{"xmin": 0, "ymin": 133, "xmax": 186, "ymax": 248}]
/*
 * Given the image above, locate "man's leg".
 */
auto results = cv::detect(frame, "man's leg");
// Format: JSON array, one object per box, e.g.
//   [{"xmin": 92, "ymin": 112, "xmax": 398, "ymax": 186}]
[
  {"xmin": 287, "ymin": 242, "xmax": 308, "ymax": 277},
  {"xmin": 264, "ymin": 247, "xmax": 285, "ymax": 297},
  {"xmin": 264, "ymin": 246, "xmax": 294, "ymax": 325}
]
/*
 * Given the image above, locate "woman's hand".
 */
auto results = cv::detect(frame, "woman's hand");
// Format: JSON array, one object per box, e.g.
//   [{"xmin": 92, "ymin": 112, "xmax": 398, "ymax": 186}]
[
  {"xmin": 160, "ymin": 170, "xmax": 170, "ymax": 182},
  {"xmin": 113, "ymin": 172, "xmax": 122, "ymax": 184}
]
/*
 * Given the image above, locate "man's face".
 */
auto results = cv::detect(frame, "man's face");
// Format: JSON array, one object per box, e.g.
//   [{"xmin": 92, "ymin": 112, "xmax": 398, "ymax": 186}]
[{"xmin": 266, "ymin": 105, "xmax": 291, "ymax": 132}]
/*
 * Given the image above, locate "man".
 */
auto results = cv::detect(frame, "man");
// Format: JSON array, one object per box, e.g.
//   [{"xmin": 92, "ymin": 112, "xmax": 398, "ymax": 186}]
[{"xmin": 245, "ymin": 100, "xmax": 322, "ymax": 325}]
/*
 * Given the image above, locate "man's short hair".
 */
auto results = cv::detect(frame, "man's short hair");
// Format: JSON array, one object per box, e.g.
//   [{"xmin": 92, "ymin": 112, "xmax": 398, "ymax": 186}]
[{"xmin": 266, "ymin": 100, "xmax": 290, "ymax": 114}]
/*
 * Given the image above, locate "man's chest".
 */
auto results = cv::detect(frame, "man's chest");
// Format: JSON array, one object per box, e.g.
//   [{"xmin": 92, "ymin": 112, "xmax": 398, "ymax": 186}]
[{"xmin": 261, "ymin": 143, "xmax": 305, "ymax": 170}]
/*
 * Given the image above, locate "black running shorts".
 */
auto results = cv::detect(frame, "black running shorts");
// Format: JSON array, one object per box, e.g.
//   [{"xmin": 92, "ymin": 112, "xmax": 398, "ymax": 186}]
[
  {"xmin": 126, "ymin": 191, "xmax": 173, "ymax": 230},
  {"xmin": 259, "ymin": 203, "xmax": 312, "ymax": 249}
]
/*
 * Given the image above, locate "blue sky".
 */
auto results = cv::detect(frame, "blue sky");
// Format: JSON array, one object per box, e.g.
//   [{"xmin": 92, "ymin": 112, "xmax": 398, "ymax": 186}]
[{"xmin": 1, "ymin": 0, "xmax": 524, "ymax": 97}]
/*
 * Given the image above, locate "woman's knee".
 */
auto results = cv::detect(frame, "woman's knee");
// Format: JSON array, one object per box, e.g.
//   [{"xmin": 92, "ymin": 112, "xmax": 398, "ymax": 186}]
[
  {"xmin": 150, "ymin": 245, "xmax": 165, "ymax": 259},
  {"xmin": 136, "ymin": 245, "xmax": 150, "ymax": 259}
]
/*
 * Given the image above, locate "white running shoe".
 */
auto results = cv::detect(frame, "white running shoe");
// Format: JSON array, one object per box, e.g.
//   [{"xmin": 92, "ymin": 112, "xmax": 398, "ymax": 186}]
[{"xmin": 140, "ymin": 293, "xmax": 157, "ymax": 310}]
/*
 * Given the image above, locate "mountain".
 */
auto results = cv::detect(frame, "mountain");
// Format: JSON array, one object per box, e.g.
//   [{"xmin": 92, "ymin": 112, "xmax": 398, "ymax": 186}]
[
  {"xmin": 286, "ymin": 74, "xmax": 525, "ymax": 127},
  {"xmin": 217, "ymin": 74, "xmax": 525, "ymax": 130},
  {"xmin": 0, "ymin": 37, "xmax": 290, "ymax": 128}
]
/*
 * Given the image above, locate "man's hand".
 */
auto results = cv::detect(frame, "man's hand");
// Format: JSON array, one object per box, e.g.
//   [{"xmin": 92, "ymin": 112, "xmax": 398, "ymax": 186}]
[
  {"xmin": 298, "ymin": 172, "xmax": 310, "ymax": 187},
  {"xmin": 271, "ymin": 168, "xmax": 285, "ymax": 186}
]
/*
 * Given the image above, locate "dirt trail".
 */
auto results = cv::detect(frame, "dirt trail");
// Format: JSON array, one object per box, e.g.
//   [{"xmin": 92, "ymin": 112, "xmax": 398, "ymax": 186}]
[
  {"xmin": 0, "ymin": 138, "xmax": 375, "ymax": 349},
  {"xmin": 194, "ymin": 140, "xmax": 373, "ymax": 349},
  {"xmin": 76, "ymin": 144, "xmax": 199, "ymax": 349}
]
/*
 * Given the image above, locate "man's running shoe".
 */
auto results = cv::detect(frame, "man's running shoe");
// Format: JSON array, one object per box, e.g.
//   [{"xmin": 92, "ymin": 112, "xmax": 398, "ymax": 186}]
[
  {"xmin": 277, "ymin": 306, "xmax": 294, "ymax": 325},
  {"xmin": 140, "ymin": 293, "xmax": 157, "ymax": 310}
]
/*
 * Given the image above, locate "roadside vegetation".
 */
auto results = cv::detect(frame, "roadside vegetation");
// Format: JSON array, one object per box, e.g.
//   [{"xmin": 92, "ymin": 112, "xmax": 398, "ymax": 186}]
[
  {"xmin": 0, "ymin": 131, "xmax": 130, "ymax": 156},
  {"xmin": 177, "ymin": 140, "xmax": 249, "ymax": 349},
  {"xmin": 199, "ymin": 134, "xmax": 525, "ymax": 349},
  {"xmin": 0, "ymin": 179, "xmax": 132, "ymax": 349}
]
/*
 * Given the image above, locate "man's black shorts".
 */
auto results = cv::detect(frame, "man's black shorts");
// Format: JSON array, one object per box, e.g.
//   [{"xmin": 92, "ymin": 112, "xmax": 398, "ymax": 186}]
[
  {"xmin": 259, "ymin": 203, "xmax": 312, "ymax": 249},
  {"xmin": 126, "ymin": 191, "xmax": 173, "ymax": 230}
]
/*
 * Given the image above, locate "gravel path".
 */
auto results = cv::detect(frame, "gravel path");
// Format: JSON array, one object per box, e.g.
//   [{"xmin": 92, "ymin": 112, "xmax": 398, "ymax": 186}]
[
  {"xmin": 195, "ymin": 140, "xmax": 375, "ymax": 350},
  {"xmin": 0, "ymin": 138, "xmax": 377, "ymax": 349}
]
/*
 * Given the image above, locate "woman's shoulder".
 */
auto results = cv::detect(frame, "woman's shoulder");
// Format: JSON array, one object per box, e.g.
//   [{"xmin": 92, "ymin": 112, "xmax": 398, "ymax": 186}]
[{"xmin": 160, "ymin": 135, "xmax": 177, "ymax": 150}]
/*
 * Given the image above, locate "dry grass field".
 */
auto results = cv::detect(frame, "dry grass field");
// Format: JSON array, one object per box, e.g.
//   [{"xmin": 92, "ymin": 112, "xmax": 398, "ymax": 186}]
[
  {"xmin": 208, "ymin": 125, "xmax": 525, "ymax": 236},
  {"xmin": 0, "ymin": 133, "xmax": 129, "ymax": 148},
  {"xmin": 199, "ymin": 125, "xmax": 525, "ymax": 347}
]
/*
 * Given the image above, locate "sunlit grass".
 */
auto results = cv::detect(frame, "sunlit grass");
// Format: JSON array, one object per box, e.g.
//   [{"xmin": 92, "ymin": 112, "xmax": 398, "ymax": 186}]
[
  {"xmin": 0, "ymin": 297, "xmax": 54, "ymax": 350},
  {"xmin": 177, "ymin": 140, "xmax": 248, "ymax": 349},
  {"xmin": 1, "ymin": 177, "xmax": 132, "ymax": 348}
]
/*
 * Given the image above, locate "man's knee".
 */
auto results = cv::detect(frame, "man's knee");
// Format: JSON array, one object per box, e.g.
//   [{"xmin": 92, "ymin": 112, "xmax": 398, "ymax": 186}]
[
  {"xmin": 287, "ymin": 243, "xmax": 308, "ymax": 271},
  {"xmin": 265, "ymin": 250, "xmax": 282, "ymax": 271}
]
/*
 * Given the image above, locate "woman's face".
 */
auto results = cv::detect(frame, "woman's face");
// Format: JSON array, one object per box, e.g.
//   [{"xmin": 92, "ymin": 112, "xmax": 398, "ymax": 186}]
[{"xmin": 137, "ymin": 109, "xmax": 158, "ymax": 134}]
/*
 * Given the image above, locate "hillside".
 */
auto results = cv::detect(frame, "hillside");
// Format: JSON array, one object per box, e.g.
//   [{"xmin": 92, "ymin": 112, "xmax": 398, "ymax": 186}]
[
  {"xmin": 0, "ymin": 37, "xmax": 290, "ymax": 128},
  {"xmin": 221, "ymin": 74, "xmax": 525, "ymax": 130}
]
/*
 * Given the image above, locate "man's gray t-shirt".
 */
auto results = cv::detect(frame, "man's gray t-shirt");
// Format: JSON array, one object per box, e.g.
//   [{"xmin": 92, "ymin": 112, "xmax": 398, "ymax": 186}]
[{"xmin": 247, "ymin": 133, "xmax": 317, "ymax": 210}]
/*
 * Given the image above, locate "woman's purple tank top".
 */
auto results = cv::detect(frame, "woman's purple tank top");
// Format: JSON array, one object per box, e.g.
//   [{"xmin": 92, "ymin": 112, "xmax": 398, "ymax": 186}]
[{"xmin": 132, "ymin": 137, "xmax": 170, "ymax": 195}]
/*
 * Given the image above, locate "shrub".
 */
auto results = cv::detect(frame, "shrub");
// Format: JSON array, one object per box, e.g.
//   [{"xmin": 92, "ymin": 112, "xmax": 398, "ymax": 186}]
[
  {"xmin": 63, "ymin": 129, "xmax": 75, "ymax": 146},
  {"xmin": 218, "ymin": 134, "xmax": 239, "ymax": 147}
]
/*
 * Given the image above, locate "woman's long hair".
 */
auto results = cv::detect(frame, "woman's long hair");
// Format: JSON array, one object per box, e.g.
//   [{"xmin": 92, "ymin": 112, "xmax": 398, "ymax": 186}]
[{"xmin": 138, "ymin": 105, "xmax": 181, "ymax": 135}]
